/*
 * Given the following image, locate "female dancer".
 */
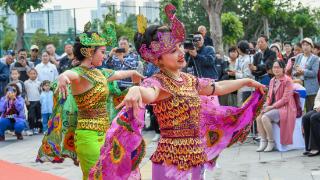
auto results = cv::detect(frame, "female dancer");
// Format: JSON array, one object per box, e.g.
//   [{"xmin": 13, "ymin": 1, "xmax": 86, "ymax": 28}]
[
  {"xmin": 87, "ymin": 4, "xmax": 265, "ymax": 180},
  {"xmin": 37, "ymin": 31, "xmax": 143, "ymax": 179}
]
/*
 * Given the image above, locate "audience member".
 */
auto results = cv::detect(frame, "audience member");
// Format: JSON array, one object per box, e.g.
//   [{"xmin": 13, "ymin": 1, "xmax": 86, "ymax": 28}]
[
  {"xmin": 10, "ymin": 49, "xmax": 34, "ymax": 82},
  {"xmin": 39, "ymin": 80, "xmax": 53, "ymax": 134},
  {"xmin": 198, "ymin": 25, "xmax": 213, "ymax": 46},
  {"xmin": 256, "ymin": 61, "xmax": 296, "ymax": 152},
  {"xmin": 35, "ymin": 51, "xmax": 59, "ymax": 82},
  {"xmin": 28, "ymin": 45, "xmax": 41, "ymax": 66}
]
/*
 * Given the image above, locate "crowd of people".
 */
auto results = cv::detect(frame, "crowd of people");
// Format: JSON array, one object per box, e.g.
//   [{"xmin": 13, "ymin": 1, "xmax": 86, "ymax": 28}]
[{"xmin": 0, "ymin": 3, "xmax": 319, "ymax": 179}]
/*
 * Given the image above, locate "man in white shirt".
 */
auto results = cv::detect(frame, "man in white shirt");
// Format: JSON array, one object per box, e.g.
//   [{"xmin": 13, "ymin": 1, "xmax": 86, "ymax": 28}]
[{"xmin": 35, "ymin": 51, "xmax": 59, "ymax": 82}]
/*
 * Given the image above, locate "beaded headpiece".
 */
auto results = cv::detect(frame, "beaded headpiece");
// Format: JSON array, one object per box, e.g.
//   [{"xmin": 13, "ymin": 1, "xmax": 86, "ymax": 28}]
[
  {"xmin": 138, "ymin": 4, "xmax": 186, "ymax": 63},
  {"xmin": 79, "ymin": 21, "xmax": 117, "ymax": 57}
]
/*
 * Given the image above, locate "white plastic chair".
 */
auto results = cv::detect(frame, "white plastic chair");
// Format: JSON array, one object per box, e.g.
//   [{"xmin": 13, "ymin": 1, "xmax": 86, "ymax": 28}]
[{"xmin": 272, "ymin": 87, "xmax": 306, "ymax": 152}]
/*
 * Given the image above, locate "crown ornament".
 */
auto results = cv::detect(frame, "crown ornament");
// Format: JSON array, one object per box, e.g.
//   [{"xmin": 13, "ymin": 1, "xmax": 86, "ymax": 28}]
[{"xmin": 138, "ymin": 4, "xmax": 185, "ymax": 63}]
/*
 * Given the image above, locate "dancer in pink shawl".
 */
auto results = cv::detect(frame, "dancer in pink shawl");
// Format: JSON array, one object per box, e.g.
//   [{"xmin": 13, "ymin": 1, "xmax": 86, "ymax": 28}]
[{"xmin": 88, "ymin": 4, "xmax": 265, "ymax": 180}]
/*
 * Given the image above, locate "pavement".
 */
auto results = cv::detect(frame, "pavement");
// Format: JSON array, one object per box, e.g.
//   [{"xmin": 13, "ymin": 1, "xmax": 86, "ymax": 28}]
[{"xmin": 1, "ymin": 132, "xmax": 320, "ymax": 180}]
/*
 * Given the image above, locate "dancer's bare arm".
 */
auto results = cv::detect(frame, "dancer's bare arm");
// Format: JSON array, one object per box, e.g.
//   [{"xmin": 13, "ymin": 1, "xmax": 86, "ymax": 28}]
[
  {"xmin": 57, "ymin": 70, "xmax": 80, "ymax": 98},
  {"xmin": 198, "ymin": 78, "xmax": 265, "ymax": 96},
  {"xmin": 108, "ymin": 70, "xmax": 144, "ymax": 84}
]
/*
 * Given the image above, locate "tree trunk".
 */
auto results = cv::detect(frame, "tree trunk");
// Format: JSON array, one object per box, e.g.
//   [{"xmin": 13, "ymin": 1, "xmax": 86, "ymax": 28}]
[
  {"xmin": 200, "ymin": 0, "xmax": 224, "ymax": 55},
  {"xmin": 299, "ymin": 27, "xmax": 303, "ymax": 40},
  {"xmin": 16, "ymin": 14, "xmax": 24, "ymax": 50},
  {"xmin": 263, "ymin": 16, "xmax": 269, "ymax": 39}
]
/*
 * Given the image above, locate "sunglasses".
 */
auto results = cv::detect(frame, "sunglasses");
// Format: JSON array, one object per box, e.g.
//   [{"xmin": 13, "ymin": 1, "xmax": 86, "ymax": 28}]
[{"xmin": 32, "ymin": 49, "xmax": 39, "ymax": 52}]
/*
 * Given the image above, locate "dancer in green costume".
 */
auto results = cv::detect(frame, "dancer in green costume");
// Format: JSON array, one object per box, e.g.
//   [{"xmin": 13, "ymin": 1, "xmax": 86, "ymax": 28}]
[{"xmin": 36, "ymin": 29, "xmax": 143, "ymax": 179}]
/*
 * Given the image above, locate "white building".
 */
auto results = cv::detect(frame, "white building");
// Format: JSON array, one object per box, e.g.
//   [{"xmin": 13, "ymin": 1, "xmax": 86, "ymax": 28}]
[
  {"xmin": 143, "ymin": 0, "xmax": 160, "ymax": 23},
  {"xmin": 118, "ymin": 0, "xmax": 139, "ymax": 24},
  {"xmin": 26, "ymin": 5, "xmax": 74, "ymax": 34},
  {"xmin": 0, "ymin": 8, "xmax": 17, "ymax": 30}
]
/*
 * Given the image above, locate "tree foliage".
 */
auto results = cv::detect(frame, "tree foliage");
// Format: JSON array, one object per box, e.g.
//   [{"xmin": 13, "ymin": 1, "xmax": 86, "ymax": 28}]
[
  {"xmin": 221, "ymin": 12, "xmax": 244, "ymax": 46},
  {"xmin": 0, "ymin": 17, "xmax": 16, "ymax": 50},
  {"xmin": 30, "ymin": 29, "xmax": 59, "ymax": 51}
]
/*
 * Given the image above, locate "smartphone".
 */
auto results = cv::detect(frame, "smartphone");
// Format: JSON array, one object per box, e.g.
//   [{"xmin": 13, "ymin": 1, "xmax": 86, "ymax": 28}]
[{"xmin": 115, "ymin": 48, "xmax": 126, "ymax": 53}]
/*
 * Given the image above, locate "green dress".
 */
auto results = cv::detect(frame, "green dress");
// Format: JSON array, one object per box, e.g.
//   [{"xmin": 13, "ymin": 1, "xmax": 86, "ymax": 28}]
[{"xmin": 36, "ymin": 66, "xmax": 126, "ymax": 180}]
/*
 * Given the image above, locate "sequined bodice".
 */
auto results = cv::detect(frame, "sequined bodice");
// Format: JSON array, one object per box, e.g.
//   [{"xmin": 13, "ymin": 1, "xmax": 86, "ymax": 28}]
[
  {"xmin": 72, "ymin": 67, "xmax": 110, "ymax": 132},
  {"xmin": 150, "ymin": 72, "xmax": 207, "ymax": 171}
]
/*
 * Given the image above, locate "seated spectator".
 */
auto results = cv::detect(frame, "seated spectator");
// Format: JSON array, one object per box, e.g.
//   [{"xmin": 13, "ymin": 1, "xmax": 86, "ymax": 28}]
[
  {"xmin": 10, "ymin": 49, "xmax": 34, "ymax": 82},
  {"xmin": 270, "ymin": 43, "xmax": 284, "ymax": 61},
  {"xmin": 0, "ymin": 83, "xmax": 26, "ymax": 141},
  {"xmin": 256, "ymin": 60, "xmax": 297, "ymax": 152},
  {"xmin": 302, "ymin": 87, "xmax": 320, "ymax": 157},
  {"xmin": 249, "ymin": 35, "xmax": 277, "ymax": 86},
  {"xmin": 105, "ymin": 36, "xmax": 139, "ymax": 90},
  {"xmin": 35, "ymin": 51, "xmax": 59, "ymax": 82},
  {"xmin": 292, "ymin": 38, "xmax": 319, "ymax": 112},
  {"xmin": 235, "ymin": 41, "xmax": 254, "ymax": 106}
]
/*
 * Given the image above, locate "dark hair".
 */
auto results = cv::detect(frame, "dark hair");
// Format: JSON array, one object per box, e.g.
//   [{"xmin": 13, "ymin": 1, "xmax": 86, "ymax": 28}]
[
  {"xmin": 228, "ymin": 46, "xmax": 238, "ymax": 54},
  {"xmin": 272, "ymin": 60, "xmax": 286, "ymax": 73},
  {"xmin": 18, "ymin": 49, "xmax": 27, "ymax": 54},
  {"xmin": 134, "ymin": 25, "xmax": 171, "ymax": 58},
  {"xmin": 259, "ymin": 34, "xmax": 268, "ymax": 42},
  {"xmin": 10, "ymin": 68, "xmax": 20, "ymax": 74},
  {"xmin": 41, "ymin": 80, "xmax": 52, "ymax": 91},
  {"xmin": 4, "ymin": 83, "xmax": 21, "ymax": 97},
  {"xmin": 73, "ymin": 32, "xmax": 100, "ymax": 61},
  {"xmin": 27, "ymin": 68, "xmax": 38, "ymax": 74},
  {"xmin": 295, "ymin": 42, "xmax": 302, "ymax": 48},
  {"xmin": 314, "ymin": 42, "xmax": 320, "ymax": 50},
  {"xmin": 283, "ymin": 41, "xmax": 291, "ymax": 46},
  {"xmin": 250, "ymin": 41, "xmax": 257, "ymax": 48},
  {"xmin": 237, "ymin": 40, "xmax": 250, "ymax": 54}
]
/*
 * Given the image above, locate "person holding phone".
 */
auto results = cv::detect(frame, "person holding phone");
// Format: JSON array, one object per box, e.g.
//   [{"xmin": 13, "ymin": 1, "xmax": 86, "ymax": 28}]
[
  {"xmin": 105, "ymin": 36, "xmax": 140, "ymax": 90},
  {"xmin": 10, "ymin": 49, "xmax": 34, "ymax": 82}
]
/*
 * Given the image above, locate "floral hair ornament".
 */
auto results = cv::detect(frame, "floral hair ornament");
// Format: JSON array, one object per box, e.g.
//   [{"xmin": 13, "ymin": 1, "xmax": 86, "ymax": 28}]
[
  {"xmin": 79, "ymin": 20, "xmax": 117, "ymax": 57},
  {"xmin": 138, "ymin": 4, "xmax": 186, "ymax": 63}
]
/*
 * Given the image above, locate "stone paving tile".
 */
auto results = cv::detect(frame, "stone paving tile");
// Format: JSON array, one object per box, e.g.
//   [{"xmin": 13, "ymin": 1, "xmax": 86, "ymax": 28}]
[{"xmin": 1, "ymin": 133, "xmax": 320, "ymax": 180}]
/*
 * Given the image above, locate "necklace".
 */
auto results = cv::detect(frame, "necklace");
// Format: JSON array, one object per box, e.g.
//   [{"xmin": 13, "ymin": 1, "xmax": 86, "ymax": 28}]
[{"xmin": 161, "ymin": 69, "xmax": 183, "ymax": 82}]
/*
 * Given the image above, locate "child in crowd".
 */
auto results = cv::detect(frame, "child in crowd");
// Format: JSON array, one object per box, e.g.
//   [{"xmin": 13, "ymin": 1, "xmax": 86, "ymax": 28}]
[
  {"xmin": 24, "ymin": 68, "xmax": 42, "ymax": 135},
  {"xmin": 40, "ymin": 80, "xmax": 53, "ymax": 134},
  {"xmin": 0, "ymin": 83, "xmax": 26, "ymax": 141},
  {"xmin": 10, "ymin": 68, "xmax": 26, "ymax": 98}
]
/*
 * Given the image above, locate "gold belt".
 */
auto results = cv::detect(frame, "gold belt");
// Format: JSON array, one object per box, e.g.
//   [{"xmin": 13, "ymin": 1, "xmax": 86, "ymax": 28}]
[
  {"xmin": 77, "ymin": 117, "xmax": 109, "ymax": 132},
  {"xmin": 78, "ymin": 108, "xmax": 107, "ymax": 119},
  {"xmin": 160, "ymin": 128, "xmax": 199, "ymax": 138}
]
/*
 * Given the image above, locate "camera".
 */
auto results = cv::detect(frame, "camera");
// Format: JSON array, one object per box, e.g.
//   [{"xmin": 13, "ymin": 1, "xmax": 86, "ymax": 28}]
[
  {"xmin": 184, "ymin": 34, "xmax": 196, "ymax": 50},
  {"xmin": 192, "ymin": 36, "xmax": 202, "ymax": 42},
  {"xmin": 115, "ymin": 48, "xmax": 126, "ymax": 53}
]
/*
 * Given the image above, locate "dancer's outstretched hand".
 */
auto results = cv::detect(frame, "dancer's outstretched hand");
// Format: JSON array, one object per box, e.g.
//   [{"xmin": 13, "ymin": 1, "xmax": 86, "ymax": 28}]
[
  {"xmin": 116, "ymin": 86, "xmax": 144, "ymax": 117},
  {"xmin": 56, "ymin": 74, "xmax": 71, "ymax": 99},
  {"xmin": 247, "ymin": 79, "xmax": 266, "ymax": 95}
]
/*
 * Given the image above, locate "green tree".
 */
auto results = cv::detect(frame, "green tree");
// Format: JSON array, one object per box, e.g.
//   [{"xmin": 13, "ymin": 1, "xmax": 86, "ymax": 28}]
[
  {"xmin": 0, "ymin": 17, "xmax": 16, "ymax": 50},
  {"xmin": 0, "ymin": 0, "xmax": 49, "ymax": 50},
  {"xmin": 200, "ymin": 0, "xmax": 224, "ymax": 54},
  {"xmin": 221, "ymin": 12, "xmax": 244, "ymax": 47},
  {"xmin": 293, "ymin": 8, "xmax": 315, "ymax": 40},
  {"xmin": 31, "ymin": 29, "xmax": 59, "ymax": 51},
  {"xmin": 253, "ymin": 0, "xmax": 276, "ymax": 39}
]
